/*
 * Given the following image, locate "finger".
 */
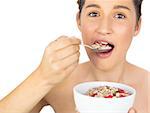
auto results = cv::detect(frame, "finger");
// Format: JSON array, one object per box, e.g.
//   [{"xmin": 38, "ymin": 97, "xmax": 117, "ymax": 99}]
[
  {"xmin": 128, "ymin": 108, "xmax": 137, "ymax": 113},
  {"xmin": 54, "ymin": 45, "xmax": 80, "ymax": 60},
  {"xmin": 52, "ymin": 52, "xmax": 80, "ymax": 70},
  {"xmin": 64, "ymin": 61, "xmax": 78, "ymax": 75},
  {"xmin": 60, "ymin": 52, "xmax": 80, "ymax": 69},
  {"xmin": 75, "ymin": 108, "xmax": 80, "ymax": 113},
  {"xmin": 48, "ymin": 36, "xmax": 81, "ymax": 51}
]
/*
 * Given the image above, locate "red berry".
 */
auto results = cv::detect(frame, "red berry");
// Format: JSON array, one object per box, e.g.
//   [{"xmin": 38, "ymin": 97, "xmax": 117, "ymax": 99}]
[
  {"xmin": 91, "ymin": 93, "xmax": 97, "ymax": 97},
  {"xmin": 118, "ymin": 88, "xmax": 125, "ymax": 93},
  {"xmin": 104, "ymin": 95, "xmax": 113, "ymax": 98},
  {"xmin": 120, "ymin": 94, "xmax": 125, "ymax": 97}
]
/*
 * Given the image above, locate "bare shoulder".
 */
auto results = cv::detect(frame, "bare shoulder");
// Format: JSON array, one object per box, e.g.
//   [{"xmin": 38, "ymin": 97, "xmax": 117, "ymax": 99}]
[
  {"xmin": 148, "ymin": 71, "xmax": 150, "ymax": 80},
  {"xmin": 148, "ymin": 71, "xmax": 150, "ymax": 94},
  {"xmin": 125, "ymin": 63, "xmax": 148, "ymax": 97},
  {"xmin": 126, "ymin": 63, "xmax": 149, "ymax": 113},
  {"xmin": 43, "ymin": 62, "xmax": 91, "ymax": 110},
  {"xmin": 67, "ymin": 62, "xmax": 91, "ymax": 83},
  {"xmin": 127, "ymin": 63, "xmax": 149, "ymax": 81},
  {"xmin": 73, "ymin": 61, "xmax": 91, "ymax": 73},
  {"xmin": 56, "ymin": 61, "xmax": 92, "ymax": 87},
  {"xmin": 70, "ymin": 61, "xmax": 91, "ymax": 79}
]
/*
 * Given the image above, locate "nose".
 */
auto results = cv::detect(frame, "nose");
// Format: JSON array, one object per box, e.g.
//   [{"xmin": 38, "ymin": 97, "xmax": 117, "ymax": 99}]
[{"xmin": 96, "ymin": 18, "xmax": 113, "ymax": 35}]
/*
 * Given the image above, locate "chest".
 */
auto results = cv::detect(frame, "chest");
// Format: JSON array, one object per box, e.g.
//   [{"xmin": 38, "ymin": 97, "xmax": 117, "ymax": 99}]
[
  {"xmin": 45, "ymin": 72, "xmax": 148, "ymax": 113},
  {"xmin": 46, "ymin": 86, "xmax": 148, "ymax": 113},
  {"xmin": 45, "ymin": 85, "xmax": 76, "ymax": 113}
]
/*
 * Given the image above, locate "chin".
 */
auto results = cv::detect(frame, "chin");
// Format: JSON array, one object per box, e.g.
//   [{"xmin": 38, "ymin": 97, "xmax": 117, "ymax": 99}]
[
  {"xmin": 87, "ymin": 53, "xmax": 118, "ymax": 71},
  {"xmin": 93, "ymin": 61, "xmax": 115, "ymax": 71}
]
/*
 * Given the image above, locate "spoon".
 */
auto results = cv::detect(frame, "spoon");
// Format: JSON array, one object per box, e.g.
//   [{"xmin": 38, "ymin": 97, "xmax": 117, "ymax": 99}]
[{"xmin": 83, "ymin": 44, "xmax": 111, "ymax": 53}]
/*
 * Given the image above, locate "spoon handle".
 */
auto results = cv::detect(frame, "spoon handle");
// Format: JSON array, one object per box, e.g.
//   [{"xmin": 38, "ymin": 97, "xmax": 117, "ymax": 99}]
[{"xmin": 82, "ymin": 44, "xmax": 93, "ymax": 49}]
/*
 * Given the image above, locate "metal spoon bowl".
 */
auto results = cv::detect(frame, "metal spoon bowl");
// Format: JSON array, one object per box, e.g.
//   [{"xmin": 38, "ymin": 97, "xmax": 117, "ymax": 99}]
[{"xmin": 83, "ymin": 44, "xmax": 111, "ymax": 53}]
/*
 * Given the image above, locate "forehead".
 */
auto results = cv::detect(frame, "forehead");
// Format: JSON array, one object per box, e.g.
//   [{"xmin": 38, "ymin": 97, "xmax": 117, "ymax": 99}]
[{"xmin": 83, "ymin": 0, "xmax": 135, "ymax": 10}]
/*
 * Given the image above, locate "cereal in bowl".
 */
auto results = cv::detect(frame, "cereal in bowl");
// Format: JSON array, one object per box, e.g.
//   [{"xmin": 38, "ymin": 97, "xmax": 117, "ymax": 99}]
[{"xmin": 86, "ymin": 86, "xmax": 131, "ymax": 98}]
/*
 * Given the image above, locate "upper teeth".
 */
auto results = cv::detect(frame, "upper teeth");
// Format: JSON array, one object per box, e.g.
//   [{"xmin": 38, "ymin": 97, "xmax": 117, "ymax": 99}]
[
  {"xmin": 100, "ymin": 45, "xmax": 112, "ymax": 50},
  {"xmin": 101, "ymin": 41, "xmax": 108, "ymax": 45},
  {"xmin": 91, "ymin": 41, "xmax": 112, "ymax": 51}
]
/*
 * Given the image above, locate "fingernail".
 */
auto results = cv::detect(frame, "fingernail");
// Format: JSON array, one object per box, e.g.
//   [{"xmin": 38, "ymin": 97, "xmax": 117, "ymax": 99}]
[{"xmin": 130, "ymin": 109, "xmax": 135, "ymax": 113}]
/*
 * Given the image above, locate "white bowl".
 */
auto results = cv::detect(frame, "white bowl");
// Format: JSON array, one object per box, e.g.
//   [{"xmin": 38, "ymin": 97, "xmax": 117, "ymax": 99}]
[{"xmin": 73, "ymin": 81, "xmax": 136, "ymax": 113}]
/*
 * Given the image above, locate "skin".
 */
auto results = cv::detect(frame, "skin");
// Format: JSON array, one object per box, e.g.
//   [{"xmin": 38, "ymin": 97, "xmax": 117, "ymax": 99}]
[
  {"xmin": 44, "ymin": 0, "xmax": 149, "ymax": 113},
  {"xmin": 0, "ymin": 0, "xmax": 149, "ymax": 113},
  {"xmin": 0, "ymin": 36, "xmax": 81, "ymax": 113}
]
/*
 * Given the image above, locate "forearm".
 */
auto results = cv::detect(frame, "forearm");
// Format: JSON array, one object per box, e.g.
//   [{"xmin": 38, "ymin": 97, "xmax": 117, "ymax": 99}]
[
  {"xmin": 0, "ymin": 36, "xmax": 80, "ymax": 113},
  {"xmin": 0, "ymin": 69, "xmax": 53, "ymax": 113}
]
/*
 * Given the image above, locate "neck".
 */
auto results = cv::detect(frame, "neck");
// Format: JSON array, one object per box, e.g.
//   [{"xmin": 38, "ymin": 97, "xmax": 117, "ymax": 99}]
[{"xmin": 90, "ymin": 61, "xmax": 128, "ymax": 83}]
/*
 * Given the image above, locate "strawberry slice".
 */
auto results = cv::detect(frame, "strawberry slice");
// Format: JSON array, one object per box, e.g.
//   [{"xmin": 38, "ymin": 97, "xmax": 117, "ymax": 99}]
[
  {"xmin": 118, "ymin": 88, "xmax": 125, "ymax": 93},
  {"xmin": 104, "ymin": 95, "xmax": 113, "ymax": 98},
  {"xmin": 120, "ymin": 94, "xmax": 126, "ymax": 97},
  {"xmin": 91, "ymin": 93, "xmax": 97, "ymax": 97}
]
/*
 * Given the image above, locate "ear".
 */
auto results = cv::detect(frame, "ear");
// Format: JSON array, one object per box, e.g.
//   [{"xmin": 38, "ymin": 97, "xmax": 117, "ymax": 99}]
[
  {"xmin": 134, "ymin": 18, "xmax": 142, "ymax": 36},
  {"xmin": 76, "ymin": 12, "xmax": 81, "ymax": 31}
]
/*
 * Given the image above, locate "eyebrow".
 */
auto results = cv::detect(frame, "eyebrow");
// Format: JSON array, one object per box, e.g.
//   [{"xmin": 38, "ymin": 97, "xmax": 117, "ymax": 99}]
[
  {"xmin": 85, "ymin": 4, "xmax": 101, "ymax": 9},
  {"xmin": 85, "ymin": 4, "xmax": 131, "ymax": 11},
  {"xmin": 113, "ymin": 5, "xmax": 131, "ymax": 11}
]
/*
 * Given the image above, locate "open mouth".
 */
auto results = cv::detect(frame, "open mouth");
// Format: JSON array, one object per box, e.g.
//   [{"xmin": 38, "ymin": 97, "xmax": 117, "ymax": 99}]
[{"xmin": 92, "ymin": 40, "xmax": 114, "ymax": 54}]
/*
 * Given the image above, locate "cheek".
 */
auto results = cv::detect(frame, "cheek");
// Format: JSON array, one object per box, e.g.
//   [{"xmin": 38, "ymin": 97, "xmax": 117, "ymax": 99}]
[
  {"xmin": 114, "ymin": 21, "xmax": 135, "ymax": 36},
  {"xmin": 80, "ymin": 21, "xmax": 97, "ymax": 44},
  {"xmin": 113, "ymin": 22, "xmax": 135, "ymax": 54}
]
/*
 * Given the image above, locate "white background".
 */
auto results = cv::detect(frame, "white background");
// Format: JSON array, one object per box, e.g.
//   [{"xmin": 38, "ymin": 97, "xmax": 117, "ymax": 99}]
[{"xmin": 0, "ymin": 0, "xmax": 150, "ymax": 113}]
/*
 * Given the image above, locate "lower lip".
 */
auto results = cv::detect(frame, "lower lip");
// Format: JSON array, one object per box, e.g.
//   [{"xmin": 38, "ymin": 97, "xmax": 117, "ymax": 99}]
[{"xmin": 95, "ymin": 49, "xmax": 113, "ymax": 59}]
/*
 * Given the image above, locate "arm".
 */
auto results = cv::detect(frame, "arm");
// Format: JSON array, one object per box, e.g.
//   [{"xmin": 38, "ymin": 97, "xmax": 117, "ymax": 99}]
[
  {"xmin": 0, "ymin": 69, "xmax": 52, "ymax": 113},
  {"xmin": 29, "ymin": 99, "xmax": 49, "ymax": 113},
  {"xmin": 0, "ymin": 36, "xmax": 80, "ymax": 113}
]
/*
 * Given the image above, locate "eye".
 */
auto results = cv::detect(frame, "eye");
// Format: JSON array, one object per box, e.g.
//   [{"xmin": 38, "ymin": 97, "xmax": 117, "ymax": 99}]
[
  {"xmin": 114, "ymin": 13, "xmax": 126, "ymax": 19},
  {"xmin": 88, "ymin": 12, "xmax": 100, "ymax": 17}
]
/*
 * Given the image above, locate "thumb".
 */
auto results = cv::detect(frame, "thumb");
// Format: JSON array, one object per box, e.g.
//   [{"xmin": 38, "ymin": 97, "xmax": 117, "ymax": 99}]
[{"xmin": 128, "ymin": 108, "xmax": 137, "ymax": 113}]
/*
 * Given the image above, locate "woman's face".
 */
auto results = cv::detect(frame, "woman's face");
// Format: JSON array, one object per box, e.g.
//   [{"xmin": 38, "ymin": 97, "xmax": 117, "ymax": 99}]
[{"xmin": 77, "ymin": 0, "xmax": 141, "ymax": 70}]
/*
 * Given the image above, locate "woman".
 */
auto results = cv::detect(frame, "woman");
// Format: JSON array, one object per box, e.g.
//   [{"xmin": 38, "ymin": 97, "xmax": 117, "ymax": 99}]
[{"xmin": 0, "ymin": 0, "xmax": 149, "ymax": 113}]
